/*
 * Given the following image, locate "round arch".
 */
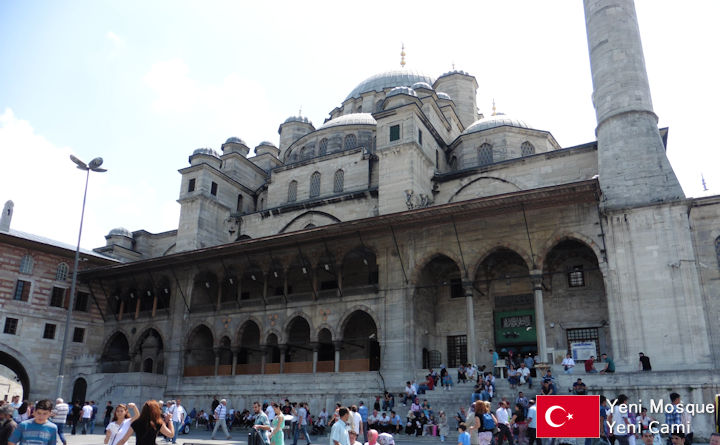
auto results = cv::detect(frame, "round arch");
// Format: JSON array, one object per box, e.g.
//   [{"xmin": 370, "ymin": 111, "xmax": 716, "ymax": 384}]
[
  {"xmin": 0, "ymin": 350, "xmax": 30, "ymax": 399},
  {"xmin": 536, "ymin": 233, "xmax": 604, "ymax": 272},
  {"xmin": 339, "ymin": 309, "xmax": 380, "ymax": 371},
  {"xmin": 283, "ymin": 311, "xmax": 314, "ymax": 340},
  {"xmin": 470, "ymin": 243, "xmax": 534, "ymax": 278},
  {"xmin": 338, "ymin": 305, "xmax": 381, "ymax": 341},
  {"xmin": 410, "ymin": 251, "xmax": 464, "ymax": 285},
  {"xmin": 71, "ymin": 377, "xmax": 87, "ymax": 404},
  {"xmin": 448, "ymin": 175, "xmax": 524, "ymax": 203},
  {"xmin": 100, "ymin": 331, "xmax": 130, "ymax": 373}
]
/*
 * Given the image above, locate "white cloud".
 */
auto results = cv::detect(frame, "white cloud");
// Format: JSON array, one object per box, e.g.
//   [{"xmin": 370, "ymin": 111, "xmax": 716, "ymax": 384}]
[
  {"xmin": 0, "ymin": 108, "xmax": 179, "ymax": 249},
  {"xmin": 106, "ymin": 31, "xmax": 126, "ymax": 49},
  {"xmin": 143, "ymin": 59, "xmax": 276, "ymax": 148}
]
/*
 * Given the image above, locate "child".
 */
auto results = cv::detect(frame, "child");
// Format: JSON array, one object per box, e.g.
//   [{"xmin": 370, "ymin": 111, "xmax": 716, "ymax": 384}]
[
  {"xmin": 457, "ymin": 423, "xmax": 470, "ymax": 445},
  {"xmin": 9, "ymin": 399, "xmax": 57, "ymax": 445}
]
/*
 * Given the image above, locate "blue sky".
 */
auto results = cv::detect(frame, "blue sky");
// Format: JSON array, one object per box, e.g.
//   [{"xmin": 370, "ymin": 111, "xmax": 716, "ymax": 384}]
[{"xmin": 1, "ymin": 1, "xmax": 718, "ymax": 249}]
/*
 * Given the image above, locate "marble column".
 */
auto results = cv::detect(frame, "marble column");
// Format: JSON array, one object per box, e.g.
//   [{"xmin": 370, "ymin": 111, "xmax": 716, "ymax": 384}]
[
  {"xmin": 279, "ymin": 344, "xmax": 287, "ymax": 373},
  {"xmin": 333, "ymin": 341, "xmax": 342, "ymax": 373},
  {"xmin": 311, "ymin": 342, "xmax": 319, "ymax": 374},
  {"xmin": 231, "ymin": 346, "xmax": 240, "ymax": 375},
  {"xmin": 213, "ymin": 347, "xmax": 221, "ymax": 376},
  {"xmin": 463, "ymin": 281, "xmax": 477, "ymax": 365},
  {"xmin": 128, "ymin": 351, "xmax": 137, "ymax": 372},
  {"xmin": 260, "ymin": 345, "xmax": 267, "ymax": 375},
  {"xmin": 530, "ymin": 270, "xmax": 548, "ymax": 363}
]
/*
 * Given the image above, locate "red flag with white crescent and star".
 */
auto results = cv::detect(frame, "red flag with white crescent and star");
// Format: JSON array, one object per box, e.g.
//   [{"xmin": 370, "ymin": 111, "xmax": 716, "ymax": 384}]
[{"xmin": 537, "ymin": 395, "xmax": 600, "ymax": 438}]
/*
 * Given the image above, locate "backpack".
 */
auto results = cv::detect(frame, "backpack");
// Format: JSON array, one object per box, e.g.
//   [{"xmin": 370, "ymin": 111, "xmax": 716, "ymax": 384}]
[{"xmin": 482, "ymin": 413, "xmax": 496, "ymax": 431}]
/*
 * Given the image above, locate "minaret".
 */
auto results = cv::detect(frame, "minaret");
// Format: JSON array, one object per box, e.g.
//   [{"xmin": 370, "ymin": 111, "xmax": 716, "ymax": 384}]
[
  {"xmin": 0, "ymin": 200, "xmax": 13, "ymax": 232},
  {"xmin": 584, "ymin": 0, "xmax": 683, "ymax": 210}
]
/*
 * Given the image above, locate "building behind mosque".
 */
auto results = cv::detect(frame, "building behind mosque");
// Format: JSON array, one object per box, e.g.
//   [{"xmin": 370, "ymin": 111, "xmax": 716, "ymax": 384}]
[{"xmin": 1, "ymin": 0, "xmax": 719, "ymax": 437}]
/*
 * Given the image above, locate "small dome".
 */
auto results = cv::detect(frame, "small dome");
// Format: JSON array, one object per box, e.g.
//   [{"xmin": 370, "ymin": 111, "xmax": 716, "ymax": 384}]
[
  {"xmin": 108, "ymin": 227, "xmax": 132, "ymax": 238},
  {"xmin": 462, "ymin": 114, "xmax": 531, "ymax": 135},
  {"xmin": 225, "ymin": 137, "xmax": 245, "ymax": 145},
  {"xmin": 258, "ymin": 140, "xmax": 276, "ymax": 147},
  {"xmin": 345, "ymin": 70, "xmax": 435, "ymax": 100},
  {"xmin": 437, "ymin": 92, "xmax": 453, "ymax": 101},
  {"xmin": 319, "ymin": 113, "xmax": 377, "ymax": 130},
  {"xmin": 283, "ymin": 115, "xmax": 312, "ymax": 125},
  {"xmin": 387, "ymin": 86, "xmax": 418, "ymax": 98},
  {"xmin": 192, "ymin": 147, "xmax": 220, "ymax": 158},
  {"xmin": 411, "ymin": 82, "xmax": 434, "ymax": 91}
]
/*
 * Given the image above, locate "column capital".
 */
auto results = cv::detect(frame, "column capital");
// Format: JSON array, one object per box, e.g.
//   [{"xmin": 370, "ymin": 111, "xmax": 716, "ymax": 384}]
[
  {"xmin": 333, "ymin": 340, "xmax": 343, "ymax": 351},
  {"xmin": 213, "ymin": 347, "xmax": 222, "ymax": 357},
  {"xmin": 232, "ymin": 345, "xmax": 242, "ymax": 355},
  {"xmin": 278, "ymin": 344, "xmax": 288, "ymax": 353},
  {"xmin": 310, "ymin": 342, "xmax": 320, "ymax": 352},
  {"xmin": 462, "ymin": 280, "xmax": 474, "ymax": 297},
  {"xmin": 529, "ymin": 269, "xmax": 543, "ymax": 289}
]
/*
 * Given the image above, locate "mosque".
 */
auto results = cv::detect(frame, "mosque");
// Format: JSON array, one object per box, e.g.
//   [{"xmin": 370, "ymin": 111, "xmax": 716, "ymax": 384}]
[{"xmin": 1, "ymin": 0, "xmax": 717, "ymax": 437}]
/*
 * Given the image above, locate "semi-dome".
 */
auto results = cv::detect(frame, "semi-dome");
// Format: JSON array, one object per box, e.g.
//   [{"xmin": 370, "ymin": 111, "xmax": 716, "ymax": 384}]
[
  {"xmin": 283, "ymin": 115, "xmax": 312, "ymax": 125},
  {"xmin": 192, "ymin": 147, "xmax": 220, "ymax": 157},
  {"xmin": 437, "ymin": 92, "xmax": 453, "ymax": 101},
  {"xmin": 345, "ymin": 70, "xmax": 434, "ymax": 100},
  {"xmin": 108, "ymin": 227, "xmax": 132, "ymax": 238},
  {"xmin": 462, "ymin": 114, "xmax": 530, "ymax": 135},
  {"xmin": 258, "ymin": 140, "xmax": 276, "ymax": 147},
  {"xmin": 319, "ymin": 113, "xmax": 377, "ymax": 130},
  {"xmin": 387, "ymin": 86, "xmax": 418, "ymax": 98},
  {"xmin": 411, "ymin": 82, "xmax": 434, "ymax": 91},
  {"xmin": 225, "ymin": 137, "xmax": 245, "ymax": 145}
]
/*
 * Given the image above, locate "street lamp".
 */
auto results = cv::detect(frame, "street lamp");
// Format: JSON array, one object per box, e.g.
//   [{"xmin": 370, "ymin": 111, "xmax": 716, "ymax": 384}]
[{"xmin": 56, "ymin": 155, "xmax": 107, "ymax": 398}]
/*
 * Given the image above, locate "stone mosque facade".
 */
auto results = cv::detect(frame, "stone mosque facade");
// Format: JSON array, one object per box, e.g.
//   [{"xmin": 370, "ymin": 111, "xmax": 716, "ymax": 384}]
[{"xmin": 3, "ymin": 0, "xmax": 718, "ymax": 436}]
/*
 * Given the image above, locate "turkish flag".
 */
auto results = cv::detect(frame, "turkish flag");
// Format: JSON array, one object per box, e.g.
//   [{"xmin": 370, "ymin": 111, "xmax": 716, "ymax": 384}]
[{"xmin": 536, "ymin": 395, "xmax": 600, "ymax": 438}]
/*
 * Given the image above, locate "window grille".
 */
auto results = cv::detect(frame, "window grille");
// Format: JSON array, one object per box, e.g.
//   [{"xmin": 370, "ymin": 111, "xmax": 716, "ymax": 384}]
[
  {"xmin": 288, "ymin": 181, "xmax": 298, "ymax": 202},
  {"xmin": 521, "ymin": 141, "xmax": 535, "ymax": 156},
  {"xmin": 3, "ymin": 318, "xmax": 18, "ymax": 335},
  {"xmin": 210, "ymin": 182, "xmax": 218, "ymax": 196},
  {"xmin": 568, "ymin": 265, "xmax": 585, "ymax": 287},
  {"xmin": 333, "ymin": 170, "xmax": 344, "ymax": 193},
  {"xmin": 43, "ymin": 324, "xmax": 56, "ymax": 339},
  {"xmin": 309, "ymin": 172, "xmax": 321, "ymax": 198},
  {"xmin": 344, "ymin": 134, "xmax": 356, "ymax": 150},
  {"xmin": 73, "ymin": 327, "xmax": 85, "ymax": 343},
  {"xmin": 478, "ymin": 143, "xmax": 494, "ymax": 166},
  {"xmin": 75, "ymin": 291, "xmax": 89, "ymax": 312},
  {"xmin": 19, "ymin": 255, "xmax": 33, "ymax": 274},
  {"xmin": 715, "ymin": 237, "xmax": 720, "ymax": 268},
  {"xmin": 50, "ymin": 287, "xmax": 67, "ymax": 308},
  {"xmin": 319, "ymin": 138, "xmax": 328, "ymax": 156},
  {"xmin": 13, "ymin": 280, "xmax": 30, "ymax": 301},
  {"xmin": 447, "ymin": 335, "xmax": 467, "ymax": 368},
  {"xmin": 56, "ymin": 263, "xmax": 69, "ymax": 281},
  {"xmin": 390, "ymin": 125, "xmax": 400, "ymax": 142}
]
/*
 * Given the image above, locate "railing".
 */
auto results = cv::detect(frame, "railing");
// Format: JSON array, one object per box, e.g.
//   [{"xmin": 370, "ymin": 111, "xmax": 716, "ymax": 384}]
[
  {"xmin": 340, "ymin": 359, "xmax": 370, "ymax": 372},
  {"xmin": 236, "ymin": 363, "xmax": 262, "ymax": 375},
  {"xmin": 183, "ymin": 365, "xmax": 215, "ymax": 377},
  {"xmin": 183, "ymin": 359, "xmax": 371, "ymax": 376},
  {"xmin": 284, "ymin": 361, "xmax": 313, "ymax": 374},
  {"xmin": 265, "ymin": 363, "xmax": 281, "ymax": 374},
  {"xmin": 316, "ymin": 361, "xmax": 334, "ymax": 372},
  {"xmin": 217, "ymin": 365, "xmax": 232, "ymax": 376}
]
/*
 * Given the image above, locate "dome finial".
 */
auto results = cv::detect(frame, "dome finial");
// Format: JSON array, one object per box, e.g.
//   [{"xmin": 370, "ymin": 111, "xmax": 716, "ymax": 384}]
[
  {"xmin": 400, "ymin": 43, "xmax": 406, "ymax": 68},
  {"xmin": 492, "ymin": 99, "xmax": 497, "ymax": 116}
]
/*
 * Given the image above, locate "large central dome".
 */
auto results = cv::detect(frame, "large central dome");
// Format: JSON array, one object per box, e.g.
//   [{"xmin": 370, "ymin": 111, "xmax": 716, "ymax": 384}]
[{"xmin": 345, "ymin": 70, "xmax": 434, "ymax": 100}]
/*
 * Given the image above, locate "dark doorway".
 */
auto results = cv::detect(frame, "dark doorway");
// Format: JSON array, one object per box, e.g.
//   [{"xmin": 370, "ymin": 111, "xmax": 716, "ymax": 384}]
[{"xmin": 71, "ymin": 378, "xmax": 87, "ymax": 403}]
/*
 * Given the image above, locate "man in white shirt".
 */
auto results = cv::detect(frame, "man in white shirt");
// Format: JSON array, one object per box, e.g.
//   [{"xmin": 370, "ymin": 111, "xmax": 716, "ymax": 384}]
[
  {"xmin": 561, "ymin": 354, "xmax": 576, "ymax": 375},
  {"xmin": 81, "ymin": 402, "xmax": 93, "ymax": 434},
  {"xmin": 402, "ymin": 381, "xmax": 415, "ymax": 406},
  {"xmin": 211, "ymin": 399, "xmax": 231, "ymax": 440},
  {"xmin": 170, "ymin": 399, "xmax": 186, "ymax": 444},
  {"xmin": 350, "ymin": 405, "xmax": 363, "ymax": 440},
  {"xmin": 330, "ymin": 407, "xmax": 350, "ymax": 445},
  {"xmin": 367, "ymin": 409, "xmax": 379, "ymax": 431},
  {"xmin": 527, "ymin": 401, "xmax": 538, "ymax": 445},
  {"xmin": 266, "ymin": 403, "xmax": 275, "ymax": 421},
  {"xmin": 496, "ymin": 401, "xmax": 514, "ymax": 445},
  {"xmin": 610, "ymin": 395, "xmax": 630, "ymax": 445},
  {"xmin": 518, "ymin": 363, "xmax": 532, "ymax": 388},
  {"xmin": 52, "ymin": 398, "xmax": 69, "ymax": 445},
  {"xmin": 293, "ymin": 402, "xmax": 311, "ymax": 445}
]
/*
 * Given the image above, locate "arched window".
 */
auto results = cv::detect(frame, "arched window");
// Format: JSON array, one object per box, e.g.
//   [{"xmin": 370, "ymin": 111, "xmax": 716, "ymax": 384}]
[
  {"xmin": 715, "ymin": 236, "xmax": 720, "ymax": 268},
  {"xmin": 288, "ymin": 181, "xmax": 298, "ymax": 202},
  {"xmin": 478, "ymin": 143, "xmax": 494, "ymax": 166},
  {"xmin": 310, "ymin": 172, "xmax": 321, "ymax": 198},
  {"xmin": 333, "ymin": 169, "xmax": 344, "ymax": 193},
  {"xmin": 319, "ymin": 138, "xmax": 328, "ymax": 156},
  {"xmin": 449, "ymin": 156, "xmax": 458, "ymax": 171},
  {"xmin": 236, "ymin": 194, "xmax": 243, "ymax": 212},
  {"xmin": 299, "ymin": 147, "xmax": 307, "ymax": 160},
  {"xmin": 521, "ymin": 141, "xmax": 535, "ymax": 157},
  {"xmin": 344, "ymin": 134, "xmax": 357, "ymax": 150},
  {"xmin": 19, "ymin": 255, "xmax": 33, "ymax": 275},
  {"xmin": 56, "ymin": 263, "xmax": 69, "ymax": 281}
]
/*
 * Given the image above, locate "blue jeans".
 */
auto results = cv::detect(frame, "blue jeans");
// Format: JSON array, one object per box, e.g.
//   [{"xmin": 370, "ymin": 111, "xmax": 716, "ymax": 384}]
[
  {"xmin": 172, "ymin": 421, "xmax": 181, "ymax": 443},
  {"xmin": 89, "ymin": 418, "xmax": 96, "ymax": 434},
  {"xmin": 80, "ymin": 418, "xmax": 91, "ymax": 434},
  {"xmin": 53, "ymin": 421, "xmax": 67, "ymax": 444},
  {"xmin": 292, "ymin": 424, "xmax": 311, "ymax": 445}
]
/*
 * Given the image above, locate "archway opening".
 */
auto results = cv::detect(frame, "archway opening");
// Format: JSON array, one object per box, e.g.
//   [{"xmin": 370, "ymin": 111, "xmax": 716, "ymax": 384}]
[
  {"xmin": 341, "ymin": 311, "xmax": 379, "ymax": 371},
  {"xmin": 142, "ymin": 358, "xmax": 154, "ymax": 373},
  {"xmin": 414, "ymin": 255, "xmax": 463, "ymax": 368},
  {"xmin": 218, "ymin": 336, "xmax": 232, "ymax": 375},
  {"xmin": 184, "ymin": 325, "xmax": 214, "ymax": 376},
  {"xmin": 317, "ymin": 328, "xmax": 334, "ymax": 372},
  {"xmin": 134, "ymin": 329, "xmax": 164, "ymax": 374},
  {"xmin": 71, "ymin": 377, "xmax": 87, "ymax": 404},
  {"xmin": 285, "ymin": 317, "xmax": 311, "ymax": 373},
  {"xmin": 265, "ymin": 334, "xmax": 281, "ymax": 374},
  {"xmin": 0, "ymin": 351, "xmax": 29, "ymax": 399},
  {"xmin": 100, "ymin": 332, "xmax": 130, "ymax": 373},
  {"xmin": 236, "ymin": 321, "xmax": 261, "ymax": 374}
]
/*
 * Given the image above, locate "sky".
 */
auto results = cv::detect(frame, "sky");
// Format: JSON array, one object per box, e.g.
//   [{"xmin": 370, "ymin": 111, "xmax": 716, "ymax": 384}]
[{"xmin": 1, "ymin": 1, "xmax": 718, "ymax": 250}]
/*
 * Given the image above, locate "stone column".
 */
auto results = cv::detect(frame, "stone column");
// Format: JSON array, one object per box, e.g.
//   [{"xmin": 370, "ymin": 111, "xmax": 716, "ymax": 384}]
[
  {"xmin": 214, "ymin": 347, "xmax": 221, "ymax": 376},
  {"xmin": 333, "ymin": 341, "xmax": 342, "ymax": 373},
  {"xmin": 311, "ymin": 342, "xmax": 319, "ymax": 374},
  {"xmin": 231, "ymin": 346, "xmax": 240, "ymax": 375},
  {"xmin": 260, "ymin": 345, "xmax": 267, "ymax": 375},
  {"xmin": 118, "ymin": 300, "xmax": 124, "ymax": 321},
  {"xmin": 279, "ymin": 344, "xmax": 287, "ymax": 373},
  {"xmin": 463, "ymin": 281, "xmax": 477, "ymax": 365},
  {"xmin": 530, "ymin": 270, "xmax": 548, "ymax": 363},
  {"xmin": 128, "ymin": 351, "xmax": 137, "ymax": 372},
  {"xmin": 336, "ymin": 263, "xmax": 343, "ymax": 297}
]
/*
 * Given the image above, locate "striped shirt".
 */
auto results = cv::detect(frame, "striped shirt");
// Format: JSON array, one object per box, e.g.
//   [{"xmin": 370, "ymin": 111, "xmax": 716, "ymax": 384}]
[
  {"xmin": 52, "ymin": 403, "xmax": 69, "ymax": 424},
  {"xmin": 214, "ymin": 404, "xmax": 226, "ymax": 420}
]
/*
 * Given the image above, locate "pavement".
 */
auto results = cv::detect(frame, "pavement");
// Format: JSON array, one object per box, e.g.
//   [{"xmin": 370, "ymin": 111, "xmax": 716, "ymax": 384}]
[{"xmin": 61, "ymin": 427, "xmax": 444, "ymax": 444}]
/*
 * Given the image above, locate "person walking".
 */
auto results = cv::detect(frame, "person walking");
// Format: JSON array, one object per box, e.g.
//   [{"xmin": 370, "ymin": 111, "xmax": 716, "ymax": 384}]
[
  {"xmin": 292, "ymin": 402, "xmax": 311, "ymax": 445},
  {"xmin": 0, "ymin": 404, "xmax": 18, "ymax": 445},
  {"xmin": 170, "ymin": 400, "xmax": 185, "ymax": 444},
  {"xmin": 257, "ymin": 403, "xmax": 285, "ymax": 445},
  {"xmin": 330, "ymin": 407, "xmax": 350, "ymax": 445},
  {"xmin": 104, "ymin": 402, "xmax": 113, "ymax": 429},
  {"xmin": 211, "ymin": 399, "xmax": 231, "ymax": 440},
  {"xmin": 115, "ymin": 400, "xmax": 174, "ymax": 445},
  {"xmin": 80, "ymin": 402, "xmax": 93, "ymax": 435},
  {"xmin": 8, "ymin": 400, "xmax": 57, "ymax": 445},
  {"xmin": 251, "ymin": 401, "xmax": 271, "ymax": 445},
  {"xmin": 104, "ymin": 403, "xmax": 139, "ymax": 445},
  {"xmin": 89, "ymin": 402, "xmax": 98, "ymax": 434},
  {"xmin": 50, "ymin": 399, "xmax": 69, "ymax": 445}
]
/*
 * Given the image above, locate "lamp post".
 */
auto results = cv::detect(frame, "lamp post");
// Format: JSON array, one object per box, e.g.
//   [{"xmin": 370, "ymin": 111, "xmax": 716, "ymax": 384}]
[{"xmin": 56, "ymin": 155, "xmax": 107, "ymax": 398}]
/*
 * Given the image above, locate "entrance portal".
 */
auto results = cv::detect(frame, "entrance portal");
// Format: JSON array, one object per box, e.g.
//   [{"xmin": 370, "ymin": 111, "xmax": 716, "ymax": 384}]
[
  {"xmin": 71, "ymin": 378, "xmax": 87, "ymax": 404},
  {"xmin": 0, "ymin": 351, "xmax": 30, "ymax": 399}
]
